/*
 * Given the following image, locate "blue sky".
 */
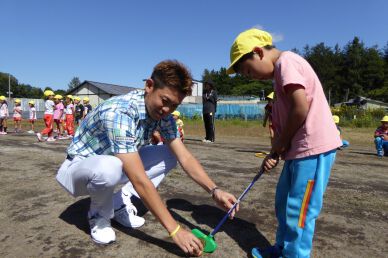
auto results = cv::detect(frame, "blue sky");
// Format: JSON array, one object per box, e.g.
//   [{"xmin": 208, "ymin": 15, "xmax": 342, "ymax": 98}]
[{"xmin": 1, "ymin": 0, "xmax": 387, "ymax": 91}]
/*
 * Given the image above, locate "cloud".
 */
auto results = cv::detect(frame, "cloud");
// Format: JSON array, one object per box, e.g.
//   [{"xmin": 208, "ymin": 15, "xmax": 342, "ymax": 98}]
[{"xmin": 251, "ymin": 24, "xmax": 284, "ymax": 43}]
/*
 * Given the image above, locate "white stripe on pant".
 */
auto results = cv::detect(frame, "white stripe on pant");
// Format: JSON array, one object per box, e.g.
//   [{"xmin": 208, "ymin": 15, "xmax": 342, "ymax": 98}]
[{"xmin": 56, "ymin": 144, "xmax": 177, "ymax": 219}]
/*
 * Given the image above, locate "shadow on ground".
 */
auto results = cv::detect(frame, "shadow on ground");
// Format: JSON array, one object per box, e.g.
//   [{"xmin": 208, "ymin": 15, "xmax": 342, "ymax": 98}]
[{"xmin": 59, "ymin": 197, "xmax": 270, "ymax": 257}]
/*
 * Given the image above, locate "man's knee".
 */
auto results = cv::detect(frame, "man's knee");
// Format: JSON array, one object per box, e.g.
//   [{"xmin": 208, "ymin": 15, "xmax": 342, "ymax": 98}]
[{"xmin": 92, "ymin": 156, "xmax": 123, "ymax": 187}]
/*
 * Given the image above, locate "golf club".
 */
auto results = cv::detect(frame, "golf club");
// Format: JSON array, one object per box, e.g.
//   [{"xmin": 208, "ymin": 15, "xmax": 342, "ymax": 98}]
[{"xmin": 192, "ymin": 164, "xmax": 268, "ymax": 253}]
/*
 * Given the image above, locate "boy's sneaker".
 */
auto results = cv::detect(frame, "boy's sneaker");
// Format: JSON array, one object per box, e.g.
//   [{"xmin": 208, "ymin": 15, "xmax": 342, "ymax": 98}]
[
  {"xmin": 377, "ymin": 151, "xmax": 384, "ymax": 158},
  {"xmin": 46, "ymin": 137, "xmax": 56, "ymax": 142},
  {"xmin": 36, "ymin": 133, "xmax": 44, "ymax": 142},
  {"xmin": 88, "ymin": 213, "xmax": 116, "ymax": 245},
  {"xmin": 27, "ymin": 130, "xmax": 35, "ymax": 134},
  {"xmin": 113, "ymin": 203, "xmax": 145, "ymax": 228},
  {"xmin": 252, "ymin": 245, "xmax": 283, "ymax": 258}
]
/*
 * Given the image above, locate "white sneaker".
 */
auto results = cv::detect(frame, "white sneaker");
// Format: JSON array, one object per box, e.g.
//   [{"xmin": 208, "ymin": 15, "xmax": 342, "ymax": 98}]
[
  {"xmin": 88, "ymin": 213, "xmax": 116, "ymax": 245},
  {"xmin": 27, "ymin": 130, "xmax": 35, "ymax": 134},
  {"xmin": 113, "ymin": 204, "xmax": 145, "ymax": 228},
  {"xmin": 36, "ymin": 133, "xmax": 43, "ymax": 142},
  {"xmin": 46, "ymin": 137, "xmax": 56, "ymax": 142}
]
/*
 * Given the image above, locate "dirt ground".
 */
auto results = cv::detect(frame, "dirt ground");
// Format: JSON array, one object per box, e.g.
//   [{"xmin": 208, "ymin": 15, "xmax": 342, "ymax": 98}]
[{"xmin": 0, "ymin": 132, "xmax": 387, "ymax": 258}]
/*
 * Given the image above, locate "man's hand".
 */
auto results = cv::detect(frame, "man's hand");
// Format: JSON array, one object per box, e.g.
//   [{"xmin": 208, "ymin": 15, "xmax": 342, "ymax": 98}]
[
  {"xmin": 212, "ymin": 189, "xmax": 239, "ymax": 219},
  {"xmin": 172, "ymin": 228, "xmax": 203, "ymax": 257}
]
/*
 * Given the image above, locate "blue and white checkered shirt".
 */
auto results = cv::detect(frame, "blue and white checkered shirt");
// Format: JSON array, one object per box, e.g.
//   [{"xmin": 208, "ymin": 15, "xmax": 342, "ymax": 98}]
[{"xmin": 67, "ymin": 89, "xmax": 178, "ymax": 158}]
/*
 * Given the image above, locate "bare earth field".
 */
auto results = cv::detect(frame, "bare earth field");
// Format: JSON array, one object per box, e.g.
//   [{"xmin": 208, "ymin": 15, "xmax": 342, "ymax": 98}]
[{"xmin": 0, "ymin": 128, "xmax": 387, "ymax": 257}]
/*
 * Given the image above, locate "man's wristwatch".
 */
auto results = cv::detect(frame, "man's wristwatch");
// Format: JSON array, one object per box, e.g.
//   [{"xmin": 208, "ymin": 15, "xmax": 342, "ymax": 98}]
[{"xmin": 209, "ymin": 186, "xmax": 219, "ymax": 198}]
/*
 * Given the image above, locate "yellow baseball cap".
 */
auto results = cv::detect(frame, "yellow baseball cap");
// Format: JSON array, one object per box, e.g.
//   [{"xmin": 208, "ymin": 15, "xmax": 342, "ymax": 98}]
[
  {"xmin": 172, "ymin": 111, "xmax": 181, "ymax": 117},
  {"xmin": 28, "ymin": 100, "xmax": 35, "ymax": 105},
  {"xmin": 227, "ymin": 28, "xmax": 273, "ymax": 74},
  {"xmin": 83, "ymin": 97, "xmax": 89, "ymax": 102},
  {"xmin": 0, "ymin": 96, "xmax": 5, "ymax": 101},
  {"xmin": 14, "ymin": 99, "xmax": 21, "ymax": 103},
  {"xmin": 54, "ymin": 94, "xmax": 63, "ymax": 99},
  {"xmin": 266, "ymin": 92, "xmax": 274, "ymax": 100},
  {"xmin": 333, "ymin": 115, "xmax": 340, "ymax": 124},
  {"xmin": 381, "ymin": 115, "xmax": 388, "ymax": 122},
  {"xmin": 66, "ymin": 95, "xmax": 73, "ymax": 99},
  {"xmin": 73, "ymin": 96, "xmax": 81, "ymax": 101},
  {"xmin": 44, "ymin": 90, "xmax": 55, "ymax": 97}
]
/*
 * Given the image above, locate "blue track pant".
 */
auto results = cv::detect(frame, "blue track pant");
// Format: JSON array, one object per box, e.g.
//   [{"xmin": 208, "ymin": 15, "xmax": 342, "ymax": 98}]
[{"xmin": 275, "ymin": 150, "xmax": 337, "ymax": 258}]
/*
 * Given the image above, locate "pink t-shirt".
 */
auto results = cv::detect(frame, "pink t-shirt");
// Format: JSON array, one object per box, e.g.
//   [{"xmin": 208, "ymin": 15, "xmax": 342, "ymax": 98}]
[
  {"xmin": 54, "ymin": 102, "xmax": 64, "ymax": 120},
  {"xmin": 272, "ymin": 51, "xmax": 342, "ymax": 160}
]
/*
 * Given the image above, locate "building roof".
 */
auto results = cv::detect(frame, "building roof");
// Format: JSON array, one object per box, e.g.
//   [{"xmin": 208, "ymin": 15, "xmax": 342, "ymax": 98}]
[{"xmin": 67, "ymin": 80, "xmax": 140, "ymax": 95}]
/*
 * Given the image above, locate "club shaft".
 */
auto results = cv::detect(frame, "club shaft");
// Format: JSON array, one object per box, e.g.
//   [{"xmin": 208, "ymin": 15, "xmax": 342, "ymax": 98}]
[{"xmin": 210, "ymin": 170, "xmax": 264, "ymax": 237}]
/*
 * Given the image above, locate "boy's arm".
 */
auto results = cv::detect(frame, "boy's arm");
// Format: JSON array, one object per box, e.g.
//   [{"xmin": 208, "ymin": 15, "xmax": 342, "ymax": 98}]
[
  {"xmin": 115, "ymin": 152, "xmax": 203, "ymax": 256},
  {"xmin": 261, "ymin": 84, "xmax": 308, "ymax": 172},
  {"xmin": 167, "ymin": 138, "xmax": 238, "ymax": 216},
  {"xmin": 271, "ymin": 84, "xmax": 309, "ymax": 156}
]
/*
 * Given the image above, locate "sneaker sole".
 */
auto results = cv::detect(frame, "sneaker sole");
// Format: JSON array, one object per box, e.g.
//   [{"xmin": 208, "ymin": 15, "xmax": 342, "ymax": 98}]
[
  {"xmin": 112, "ymin": 218, "xmax": 145, "ymax": 228},
  {"xmin": 91, "ymin": 236, "xmax": 115, "ymax": 245}
]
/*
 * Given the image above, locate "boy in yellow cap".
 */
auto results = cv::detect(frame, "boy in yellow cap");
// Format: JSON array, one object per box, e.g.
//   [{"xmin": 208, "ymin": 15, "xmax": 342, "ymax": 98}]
[
  {"xmin": 333, "ymin": 115, "xmax": 349, "ymax": 149},
  {"xmin": 82, "ymin": 97, "xmax": 92, "ymax": 118},
  {"xmin": 227, "ymin": 28, "xmax": 342, "ymax": 258},
  {"xmin": 13, "ymin": 99, "xmax": 23, "ymax": 133},
  {"xmin": 172, "ymin": 110, "xmax": 184, "ymax": 141},
  {"xmin": 28, "ymin": 100, "xmax": 37, "ymax": 133},
  {"xmin": 37, "ymin": 90, "xmax": 56, "ymax": 142},
  {"xmin": 0, "ymin": 96, "xmax": 9, "ymax": 135},
  {"xmin": 374, "ymin": 115, "xmax": 388, "ymax": 157}
]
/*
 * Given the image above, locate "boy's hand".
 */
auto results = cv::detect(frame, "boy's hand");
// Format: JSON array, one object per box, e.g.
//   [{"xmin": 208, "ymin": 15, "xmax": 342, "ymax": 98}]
[
  {"xmin": 261, "ymin": 153, "xmax": 280, "ymax": 173},
  {"xmin": 212, "ymin": 189, "xmax": 239, "ymax": 219},
  {"xmin": 172, "ymin": 228, "xmax": 203, "ymax": 256}
]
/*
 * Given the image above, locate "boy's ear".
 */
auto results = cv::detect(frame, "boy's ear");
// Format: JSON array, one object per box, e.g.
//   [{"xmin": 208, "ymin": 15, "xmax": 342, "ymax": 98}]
[{"xmin": 252, "ymin": 46, "xmax": 264, "ymax": 60}]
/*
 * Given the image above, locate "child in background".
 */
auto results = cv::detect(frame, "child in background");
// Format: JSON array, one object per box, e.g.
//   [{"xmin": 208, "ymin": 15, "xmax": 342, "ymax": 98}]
[
  {"xmin": 83, "ymin": 97, "xmax": 92, "ymax": 118},
  {"xmin": 37, "ymin": 90, "xmax": 56, "ymax": 142},
  {"xmin": 65, "ymin": 95, "xmax": 75, "ymax": 138},
  {"xmin": 28, "ymin": 100, "xmax": 37, "ymax": 133},
  {"xmin": 74, "ymin": 96, "xmax": 84, "ymax": 126},
  {"xmin": 263, "ymin": 91, "xmax": 275, "ymax": 146},
  {"xmin": 374, "ymin": 115, "xmax": 388, "ymax": 157},
  {"xmin": 0, "ymin": 96, "xmax": 9, "ymax": 135},
  {"xmin": 53, "ymin": 95, "xmax": 65, "ymax": 139},
  {"xmin": 227, "ymin": 28, "xmax": 342, "ymax": 258},
  {"xmin": 172, "ymin": 110, "xmax": 184, "ymax": 141},
  {"xmin": 333, "ymin": 115, "xmax": 349, "ymax": 149},
  {"xmin": 13, "ymin": 99, "xmax": 23, "ymax": 133}
]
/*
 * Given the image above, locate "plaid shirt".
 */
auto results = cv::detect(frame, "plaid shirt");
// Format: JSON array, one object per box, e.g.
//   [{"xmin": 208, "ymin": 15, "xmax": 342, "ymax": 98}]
[{"xmin": 67, "ymin": 90, "xmax": 178, "ymax": 158}]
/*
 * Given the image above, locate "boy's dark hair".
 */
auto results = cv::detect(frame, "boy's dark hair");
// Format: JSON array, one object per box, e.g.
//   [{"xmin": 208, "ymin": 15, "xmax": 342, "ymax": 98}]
[
  {"xmin": 232, "ymin": 45, "xmax": 275, "ymax": 73},
  {"xmin": 151, "ymin": 60, "xmax": 193, "ymax": 96}
]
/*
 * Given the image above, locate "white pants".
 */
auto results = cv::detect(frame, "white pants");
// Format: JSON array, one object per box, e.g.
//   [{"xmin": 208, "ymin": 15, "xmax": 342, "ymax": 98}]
[{"xmin": 56, "ymin": 145, "xmax": 177, "ymax": 219}]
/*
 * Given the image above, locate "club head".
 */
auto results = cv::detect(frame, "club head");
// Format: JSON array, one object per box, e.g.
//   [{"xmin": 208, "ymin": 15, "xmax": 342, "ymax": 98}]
[{"xmin": 192, "ymin": 228, "xmax": 217, "ymax": 253}]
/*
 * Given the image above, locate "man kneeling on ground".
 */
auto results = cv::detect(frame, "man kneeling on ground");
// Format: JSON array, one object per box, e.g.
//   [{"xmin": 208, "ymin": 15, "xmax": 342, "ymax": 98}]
[{"xmin": 56, "ymin": 60, "xmax": 238, "ymax": 257}]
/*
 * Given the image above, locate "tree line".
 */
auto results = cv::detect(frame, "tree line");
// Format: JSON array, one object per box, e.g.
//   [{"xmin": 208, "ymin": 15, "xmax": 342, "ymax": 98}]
[
  {"xmin": 202, "ymin": 37, "xmax": 388, "ymax": 104},
  {"xmin": 1, "ymin": 36, "xmax": 388, "ymax": 104}
]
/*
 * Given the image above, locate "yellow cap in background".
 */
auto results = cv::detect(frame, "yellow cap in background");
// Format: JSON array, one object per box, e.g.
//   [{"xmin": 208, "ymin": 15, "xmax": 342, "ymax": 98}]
[
  {"xmin": 266, "ymin": 92, "xmax": 274, "ymax": 100},
  {"xmin": 44, "ymin": 90, "xmax": 55, "ymax": 97},
  {"xmin": 172, "ymin": 111, "xmax": 181, "ymax": 117},
  {"xmin": 54, "ymin": 95, "xmax": 63, "ymax": 100},
  {"xmin": 0, "ymin": 96, "xmax": 5, "ymax": 101},
  {"xmin": 333, "ymin": 115, "xmax": 340, "ymax": 124},
  {"xmin": 83, "ymin": 97, "xmax": 89, "ymax": 102},
  {"xmin": 28, "ymin": 100, "xmax": 35, "ymax": 105},
  {"xmin": 227, "ymin": 28, "xmax": 273, "ymax": 74},
  {"xmin": 381, "ymin": 116, "xmax": 388, "ymax": 122},
  {"xmin": 14, "ymin": 99, "xmax": 21, "ymax": 103}
]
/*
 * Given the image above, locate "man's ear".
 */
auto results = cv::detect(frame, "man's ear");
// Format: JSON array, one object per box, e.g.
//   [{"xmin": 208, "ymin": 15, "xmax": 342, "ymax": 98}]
[
  {"xmin": 252, "ymin": 46, "xmax": 264, "ymax": 60},
  {"xmin": 145, "ymin": 79, "xmax": 154, "ymax": 94}
]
